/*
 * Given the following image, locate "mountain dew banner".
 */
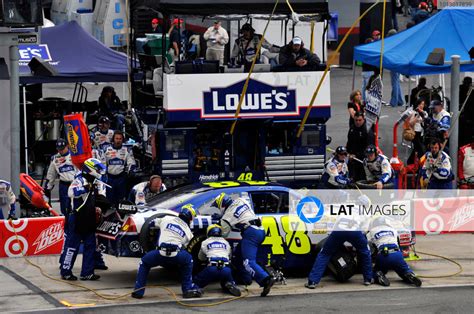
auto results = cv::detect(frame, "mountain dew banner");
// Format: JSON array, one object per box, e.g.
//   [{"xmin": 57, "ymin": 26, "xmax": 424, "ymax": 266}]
[{"xmin": 64, "ymin": 114, "xmax": 92, "ymax": 169}]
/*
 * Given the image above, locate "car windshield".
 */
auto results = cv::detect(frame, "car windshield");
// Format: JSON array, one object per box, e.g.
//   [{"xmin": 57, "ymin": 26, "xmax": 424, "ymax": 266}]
[{"xmin": 145, "ymin": 185, "xmax": 213, "ymax": 209}]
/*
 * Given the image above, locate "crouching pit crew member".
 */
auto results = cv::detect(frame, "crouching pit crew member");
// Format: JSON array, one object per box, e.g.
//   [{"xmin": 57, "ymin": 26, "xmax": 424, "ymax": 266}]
[
  {"xmin": 129, "ymin": 175, "xmax": 167, "ymax": 206},
  {"xmin": 211, "ymin": 193, "xmax": 275, "ymax": 297},
  {"xmin": 132, "ymin": 205, "xmax": 202, "ymax": 299},
  {"xmin": 59, "ymin": 158, "xmax": 107, "ymax": 281},
  {"xmin": 363, "ymin": 145, "xmax": 394, "ymax": 189},
  {"xmin": 368, "ymin": 217, "xmax": 422, "ymax": 287},
  {"xmin": 320, "ymin": 146, "xmax": 352, "ymax": 189},
  {"xmin": 194, "ymin": 224, "xmax": 241, "ymax": 296},
  {"xmin": 306, "ymin": 216, "xmax": 373, "ymax": 288},
  {"xmin": 422, "ymin": 139, "xmax": 453, "ymax": 189}
]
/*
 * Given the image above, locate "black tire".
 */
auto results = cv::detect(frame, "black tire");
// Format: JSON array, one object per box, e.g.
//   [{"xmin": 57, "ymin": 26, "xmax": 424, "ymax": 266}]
[{"xmin": 315, "ymin": 237, "xmax": 357, "ymax": 283}]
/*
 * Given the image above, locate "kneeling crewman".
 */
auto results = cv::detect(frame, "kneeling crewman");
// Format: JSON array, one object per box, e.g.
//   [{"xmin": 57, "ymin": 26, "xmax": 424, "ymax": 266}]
[
  {"xmin": 212, "ymin": 193, "xmax": 275, "ymax": 297},
  {"xmin": 368, "ymin": 217, "xmax": 422, "ymax": 287},
  {"xmin": 320, "ymin": 146, "xmax": 351, "ymax": 189},
  {"xmin": 194, "ymin": 224, "xmax": 241, "ymax": 296},
  {"xmin": 132, "ymin": 205, "xmax": 202, "ymax": 299}
]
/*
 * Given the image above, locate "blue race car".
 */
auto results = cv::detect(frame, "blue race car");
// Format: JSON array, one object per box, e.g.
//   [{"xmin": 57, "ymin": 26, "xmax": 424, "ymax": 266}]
[{"xmin": 96, "ymin": 180, "xmax": 415, "ymax": 278}]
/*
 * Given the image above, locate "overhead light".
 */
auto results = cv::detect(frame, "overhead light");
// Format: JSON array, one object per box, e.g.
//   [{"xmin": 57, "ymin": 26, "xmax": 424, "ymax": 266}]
[{"xmin": 425, "ymin": 48, "xmax": 445, "ymax": 66}]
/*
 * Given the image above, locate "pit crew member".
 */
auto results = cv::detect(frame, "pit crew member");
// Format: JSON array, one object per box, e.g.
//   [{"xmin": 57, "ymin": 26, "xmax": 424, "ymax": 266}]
[
  {"xmin": 0, "ymin": 180, "xmax": 16, "ymax": 220},
  {"xmin": 131, "ymin": 205, "xmax": 202, "ymax": 299},
  {"xmin": 367, "ymin": 217, "xmax": 422, "ymax": 287},
  {"xmin": 211, "ymin": 193, "xmax": 275, "ymax": 297},
  {"xmin": 104, "ymin": 130, "xmax": 136, "ymax": 204},
  {"xmin": 458, "ymin": 136, "xmax": 474, "ymax": 189},
  {"xmin": 92, "ymin": 116, "xmax": 114, "ymax": 148},
  {"xmin": 194, "ymin": 224, "xmax": 241, "ymax": 296},
  {"xmin": 320, "ymin": 146, "xmax": 351, "ymax": 189},
  {"xmin": 306, "ymin": 216, "xmax": 373, "ymax": 288},
  {"xmin": 59, "ymin": 158, "xmax": 106, "ymax": 281},
  {"xmin": 44, "ymin": 138, "xmax": 77, "ymax": 216},
  {"xmin": 363, "ymin": 145, "xmax": 394, "ymax": 189},
  {"xmin": 128, "ymin": 175, "xmax": 167, "ymax": 206},
  {"xmin": 421, "ymin": 139, "xmax": 453, "ymax": 189}
]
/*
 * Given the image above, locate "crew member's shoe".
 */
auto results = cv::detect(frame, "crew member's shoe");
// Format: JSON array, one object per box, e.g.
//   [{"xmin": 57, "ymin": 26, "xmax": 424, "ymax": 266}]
[
  {"xmin": 304, "ymin": 281, "xmax": 318, "ymax": 289},
  {"xmin": 131, "ymin": 291, "xmax": 144, "ymax": 299},
  {"xmin": 80, "ymin": 274, "xmax": 100, "ymax": 281},
  {"xmin": 260, "ymin": 276, "xmax": 275, "ymax": 297},
  {"xmin": 363, "ymin": 278, "xmax": 374, "ymax": 286},
  {"xmin": 224, "ymin": 282, "xmax": 242, "ymax": 297},
  {"xmin": 374, "ymin": 271, "xmax": 390, "ymax": 287},
  {"xmin": 403, "ymin": 273, "xmax": 422, "ymax": 287},
  {"xmin": 61, "ymin": 274, "xmax": 78, "ymax": 281},
  {"xmin": 183, "ymin": 289, "xmax": 203, "ymax": 298}
]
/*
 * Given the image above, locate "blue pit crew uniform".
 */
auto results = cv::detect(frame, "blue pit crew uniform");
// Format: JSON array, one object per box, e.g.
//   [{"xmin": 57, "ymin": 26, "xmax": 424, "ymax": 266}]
[
  {"xmin": 59, "ymin": 173, "xmax": 105, "ymax": 280},
  {"xmin": 133, "ymin": 215, "xmax": 199, "ymax": 298},
  {"xmin": 432, "ymin": 109, "xmax": 451, "ymax": 131},
  {"xmin": 194, "ymin": 236, "xmax": 238, "ymax": 293},
  {"xmin": 421, "ymin": 150, "xmax": 453, "ymax": 189},
  {"xmin": 215, "ymin": 196, "xmax": 273, "ymax": 293},
  {"xmin": 128, "ymin": 181, "xmax": 167, "ymax": 206},
  {"xmin": 91, "ymin": 128, "xmax": 114, "ymax": 148},
  {"xmin": 0, "ymin": 180, "xmax": 16, "ymax": 220},
  {"xmin": 368, "ymin": 224, "xmax": 421, "ymax": 286},
  {"xmin": 363, "ymin": 154, "xmax": 394, "ymax": 187},
  {"xmin": 44, "ymin": 150, "xmax": 76, "ymax": 216},
  {"xmin": 104, "ymin": 144, "xmax": 136, "ymax": 204},
  {"xmin": 320, "ymin": 156, "xmax": 351, "ymax": 189},
  {"xmin": 308, "ymin": 217, "xmax": 373, "ymax": 286}
]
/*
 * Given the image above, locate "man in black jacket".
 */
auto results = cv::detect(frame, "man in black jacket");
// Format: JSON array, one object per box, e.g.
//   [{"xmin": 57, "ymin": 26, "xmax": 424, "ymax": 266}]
[
  {"xmin": 346, "ymin": 113, "xmax": 374, "ymax": 181},
  {"xmin": 278, "ymin": 37, "xmax": 321, "ymax": 71}
]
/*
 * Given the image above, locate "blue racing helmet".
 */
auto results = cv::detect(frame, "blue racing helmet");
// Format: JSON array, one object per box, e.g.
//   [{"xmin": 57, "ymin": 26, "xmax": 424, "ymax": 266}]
[
  {"xmin": 207, "ymin": 224, "xmax": 223, "ymax": 237},
  {"xmin": 370, "ymin": 216, "xmax": 391, "ymax": 229},
  {"xmin": 179, "ymin": 204, "xmax": 197, "ymax": 224},
  {"xmin": 211, "ymin": 193, "xmax": 233, "ymax": 211}
]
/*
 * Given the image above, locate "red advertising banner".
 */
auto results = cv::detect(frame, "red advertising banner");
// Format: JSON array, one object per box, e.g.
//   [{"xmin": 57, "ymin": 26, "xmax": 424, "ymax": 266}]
[
  {"xmin": 0, "ymin": 217, "xmax": 65, "ymax": 258},
  {"xmin": 414, "ymin": 196, "xmax": 474, "ymax": 235}
]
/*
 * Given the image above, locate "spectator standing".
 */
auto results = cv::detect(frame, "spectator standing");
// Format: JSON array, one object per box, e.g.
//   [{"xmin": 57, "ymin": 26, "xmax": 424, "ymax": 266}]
[
  {"xmin": 203, "ymin": 21, "xmax": 229, "ymax": 66},
  {"xmin": 387, "ymin": 29, "xmax": 404, "ymax": 108},
  {"xmin": 347, "ymin": 112, "xmax": 374, "ymax": 181},
  {"xmin": 278, "ymin": 37, "xmax": 321, "ymax": 71},
  {"xmin": 409, "ymin": 77, "xmax": 428, "ymax": 107},
  {"xmin": 169, "ymin": 19, "xmax": 184, "ymax": 62},
  {"xmin": 361, "ymin": 38, "xmax": 378, "ymax": 102},
  {"xmin": 347, "ymin": 90, "xmax": 365, "ymax": 127},
  {"xmin": 407, "ymin": 99, "xmax": 428, "ymax": 164},
  {"xmin": 150, "ymin": 18, "xmax": 161, "ymax": 33}
]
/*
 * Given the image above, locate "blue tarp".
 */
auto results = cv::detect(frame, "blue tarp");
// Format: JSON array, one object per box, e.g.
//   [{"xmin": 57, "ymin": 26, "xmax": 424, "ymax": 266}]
[
  {"xmin": 353, "ymin": 7, "xmax": 474, "ymax": 76},
  {"xmin": 20, "ymin": 21, "xmax": 130, "ymax": 84}
]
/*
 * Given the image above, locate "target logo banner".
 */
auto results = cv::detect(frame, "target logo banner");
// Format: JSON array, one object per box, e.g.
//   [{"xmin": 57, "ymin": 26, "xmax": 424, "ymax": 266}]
[
  {"xmin": 414, "ymin": 194, "xmax": 474, "ymax": 235},
  {"xmin": 0, "ymin": 217, "xmax": 65, "ymax": 258}
]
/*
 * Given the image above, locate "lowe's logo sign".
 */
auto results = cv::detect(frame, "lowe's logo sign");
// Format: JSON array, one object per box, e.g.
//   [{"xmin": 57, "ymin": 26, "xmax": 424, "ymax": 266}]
[
  {"xmin": 203, "ymin": 79, "xmax": 296, "ymax": 117},
  {"xmin": 18, "ymin": 45, "xmax": 52, "ymax": 62}
]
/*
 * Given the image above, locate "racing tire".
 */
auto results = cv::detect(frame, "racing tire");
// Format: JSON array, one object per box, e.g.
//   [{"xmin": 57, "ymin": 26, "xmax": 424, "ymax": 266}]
[{"xmin": 316, "ymin": 238, "xmax": 357, "ymax": 283}]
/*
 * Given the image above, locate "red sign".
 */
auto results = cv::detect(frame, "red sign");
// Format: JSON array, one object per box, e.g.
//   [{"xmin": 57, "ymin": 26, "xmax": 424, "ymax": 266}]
[
  {"xmin": 414, "ymin": 196, "xmax": 474, "ymax": 235},
  {"xmin": 0, "ymin": 217, "xmax": 65, "ymax": 258}
]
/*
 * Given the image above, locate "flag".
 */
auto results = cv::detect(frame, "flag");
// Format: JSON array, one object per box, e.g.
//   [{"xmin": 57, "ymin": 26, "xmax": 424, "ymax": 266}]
[{"xmin": 364, "ymin": 75, "xmax": 383, "ymax": 131}]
